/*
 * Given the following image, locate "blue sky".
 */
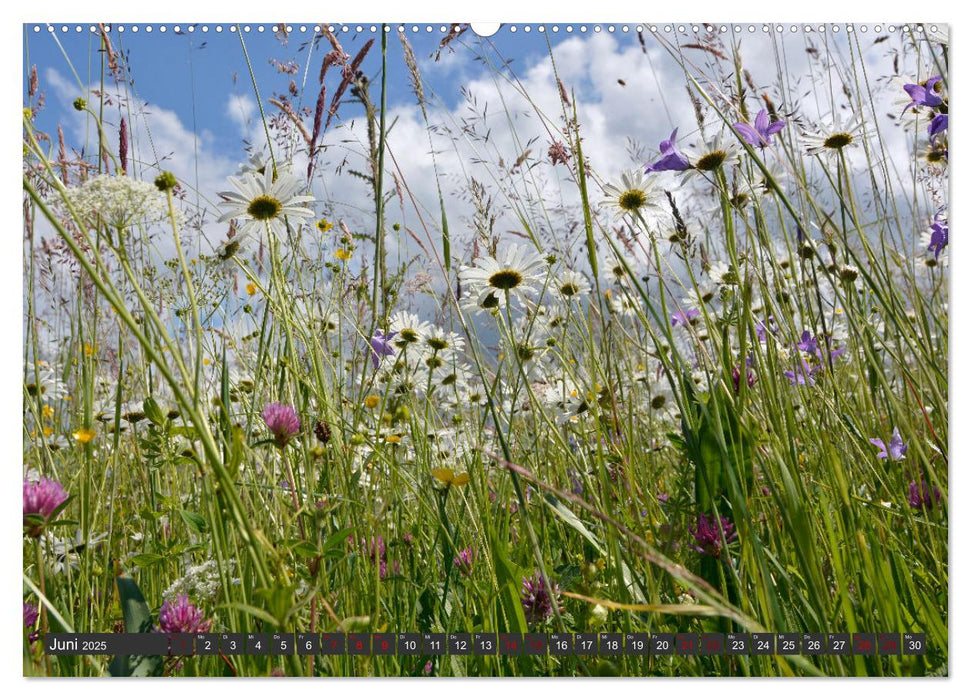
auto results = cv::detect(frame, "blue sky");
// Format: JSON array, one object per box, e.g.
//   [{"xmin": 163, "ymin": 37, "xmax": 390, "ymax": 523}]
[
  {"xmin": 23, "ymin": 23, "xmax": 929, "ymax": 280},
  {"xmin": 24, "ymin": 25, "xmax": 582, "ymax": 159}
]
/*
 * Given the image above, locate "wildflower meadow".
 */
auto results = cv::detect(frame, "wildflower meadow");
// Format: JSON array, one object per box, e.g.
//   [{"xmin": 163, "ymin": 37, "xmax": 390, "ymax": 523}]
[{"xmin": 22, "ymin": 22, "xmax": 948, "ymax": 677}]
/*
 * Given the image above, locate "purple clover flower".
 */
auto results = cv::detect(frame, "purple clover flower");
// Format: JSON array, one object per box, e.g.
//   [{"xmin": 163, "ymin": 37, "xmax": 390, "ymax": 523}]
[
  {"xmin": 520, "ymin": 570, "xmax": 561, "ymax": 625},
  {"xmin": 23, "ymin": 477, "xmax": 68, "ymax": 537},
  {"xmin": 908, "ymin": 480, "xmax": 942, "ymax": 511},
  {"xmin": 361, "ymin": 535, "xmax": 398, "ymax": 579},
  {"xmin": 262, "ymin": 402, "xmax": 301, "ymax": 448},
  {"xmin": 24, "ymin": 602, "xmax": 40, "ymax": 643},
  {"xmin": 645, "ymin": 128, "xmax": 691, "ymax": 173},
  {"xmin": 453, "ymin": 547, "xmax": 475, "ymax": 577},
  {"xmin": 928, "ymin": 211, "xmax": 948, "ymax": 260},
  {"xmin": 671, "ymin": 308, "xmax": 699, "ymax": 327},
  {"xmin": 369, "ymin": 330, "xmax": 396, "ymax": 368},
  {"xmin": 902, "ymin": 76, "xmax": 944, "ymax": 114},
  {"xmin": 732, "ymin": 361, "xmax": 756, "ymax": 394},
  {"xmin": 733, "ymin": 109, "xmax": 786, "ymax": 148},
  {"xmin": 870, "ymin": 427, "xmax": 908, "ymax": 461},
  {"xmin": 689, "ymin": 513, "xmax": 738, "ymax": 558},
  {"xmin": 158, "ymin": 595, "xmax": 213, "ymax": 634}
]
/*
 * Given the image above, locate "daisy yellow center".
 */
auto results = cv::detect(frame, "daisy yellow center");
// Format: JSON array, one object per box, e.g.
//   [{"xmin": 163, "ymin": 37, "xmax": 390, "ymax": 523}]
[
  {"xmin": 560, "ymin": 282, "xmax": 580, "ymax": 296},
  {"xmin": 823, "ymin": 132, "xmax": 853, "ymax": 150},
  {"xmin": 488, "ymin": 269, "xmax": 523, "ymax": 290},
  {"xmin": 927, "ymin": 150, "xmax": 946, "ymax": 163},
  {"xmin": 481, "ymin": 292, "xmax": 501, "ymax": 309},
  {"xmin": 398, "ymin": 328, "xmax": 419, "ymax": 343},
  {"xmin": 695, "ymin": 150, "xmax": 726, "ymax": 172},
  {"xmin": 729, "ymin": 193, "xmax": 750, "ymax": 209},
  {"xmin": 427, "ymin": 337, "xmax": 448, "ymax": 350},
  {"xmin": 425, "ymin": 356, "xmax": 443, "ymax": 369},
  {"xmin": 247, "ymin": 194, "xmax": 283, "ymax": 221},
  {"xmin": 651, "ymin": 394, "xmax": 667, "ymax": 409},
  {"xmin": 618, "ymin": 189, "xmax": 647, "ymax": 212},
  {"xmin": 219, "ymin": 240, "xmax": 240, "ymax": 260}
]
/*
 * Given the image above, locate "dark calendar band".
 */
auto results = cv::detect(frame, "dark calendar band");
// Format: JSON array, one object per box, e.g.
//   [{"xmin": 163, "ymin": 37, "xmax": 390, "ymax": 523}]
[{"xmin": 43, "ymin": 632, "xmax": 926, "ymax": 657}]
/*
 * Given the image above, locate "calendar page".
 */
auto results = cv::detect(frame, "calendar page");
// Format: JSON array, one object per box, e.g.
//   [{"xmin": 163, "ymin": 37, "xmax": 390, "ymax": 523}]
[{"xmin": 22, "ymin": 19, "xmax": 948, "ymax": 679}]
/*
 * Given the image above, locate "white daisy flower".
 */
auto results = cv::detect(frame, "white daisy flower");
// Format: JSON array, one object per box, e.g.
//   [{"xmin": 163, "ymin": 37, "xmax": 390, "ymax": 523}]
[
  {"xmin": 542, "ymin": 377, "xmax": 593, "ymax": 425},
  {"xmin": 25, "ymin": 360, "xmax": 68, "ymax": 402},
  {"xmin": 604, "ymin": 255, "xmax": 635, "ymax": 288},
  {"xmin": 681, "ymin": 280, "xmax": 718, "ymax": 308},
  {"xmin": 423, "ymin": 362, "xmax": 472, "ymax": 397},
  {"xmin": 237, "ymin": 150, "xmax": 270, "ymax": 176},
  {"xmin": 682, "ymin": 136, "xmax": 742, "ymax": 175},
  {"xmin": 462, "ymin": 381, "xmax": 489, "ymax": 408},
  {"xmin": 554, "ymin": 269, "xmax": 591, "ymax": 301},
  {"xmin": 217, "ymin": 167, "xmax": 315, "ymax": 239},
  {"xmin": 707, "ymin": 260, "xmax": 737, "ymax": 286},
  {"xmin": 459, "ymin": 243, "xmax": 548, "ymax": 311},
  {"xmin": 422, "ymin": 326, "xmax": 466, "ymax": 358},
  {"xmin": 42, "ymin": 530, "xmax": 108, "ymax": 576},
  {"xmin": 802, "ymin": 114, "xmax": 865, "ymax": 157},
  {"xmin": 602, "ymin": 169, "xmax": 665, "ymax": 222},
  {"xmin": 603, "ymin": 288, "xmax": 639, "ymax": 318},
  {"xmin": 389, "ymin": 311, "xmax": 433, "ymax": 348}
]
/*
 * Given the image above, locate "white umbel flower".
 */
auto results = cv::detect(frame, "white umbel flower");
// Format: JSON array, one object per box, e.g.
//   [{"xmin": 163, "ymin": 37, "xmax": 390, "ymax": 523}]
[{"xmin": 66, "ymin": 174, "xmax": 171, "ymax": 229}]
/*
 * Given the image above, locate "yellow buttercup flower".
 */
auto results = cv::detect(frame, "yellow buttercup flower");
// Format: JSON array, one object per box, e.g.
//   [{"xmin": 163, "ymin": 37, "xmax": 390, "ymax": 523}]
[
  {"xmin": 335, "ymin": 248, "xmax": 353, "ymax": 261},
  {"xmin": 431, "ymin": 468, "xmax": 470, "ymax": 487},
  {"xmin": 316, "ymin": 218, "xmax": 334, "ymax": 233},
  {"xmin": 364, "ymin": 395, "xmax": 380, "ymax": 409},
  {"xmin": 73, "ymin": 428, "xmax": 96, "ymax": 444},
  {"xmin": 246, "ymin": 282, "xmax": 257, "ymax": 296}
]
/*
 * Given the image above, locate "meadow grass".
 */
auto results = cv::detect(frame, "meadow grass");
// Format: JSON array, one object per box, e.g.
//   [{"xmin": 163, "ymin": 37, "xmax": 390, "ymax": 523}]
[{"xmin": 22, "ymin": 23, "xmax": 947, "ymax": 677}]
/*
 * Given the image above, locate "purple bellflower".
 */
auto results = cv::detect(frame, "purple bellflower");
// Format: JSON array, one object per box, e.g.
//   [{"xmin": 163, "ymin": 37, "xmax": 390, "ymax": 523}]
[
  {"xmin": 902, "ymin": 75, "xmax": 944, "ymax": 114},
  {"xmin": 784, "ymin": 358, "xmax": 820, "ymax": 386},
  {"xmin": 928, "ymin": 113, "xmax": 948, "ymax": 149},
  {"xmin": 870, "ymin": 427, "xmax": 908, "ymax": 461},
  {"xmin": 671, "ymin": 308, "xmax": 700, "ymax": 327},
  {"xmin": 928, "ymin": 212, "xmax": 948, "ymax": 260},
  {"xmin": 645, "ymin": 129, "xmax": 691, "ymax": 173},
  {"xmin": 733, "ymin": 109, "xmax": 786, "ymax": 148},
  {"xmin": 369, "ymin": 330, "xmax": 396, "ymax": 368}
]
